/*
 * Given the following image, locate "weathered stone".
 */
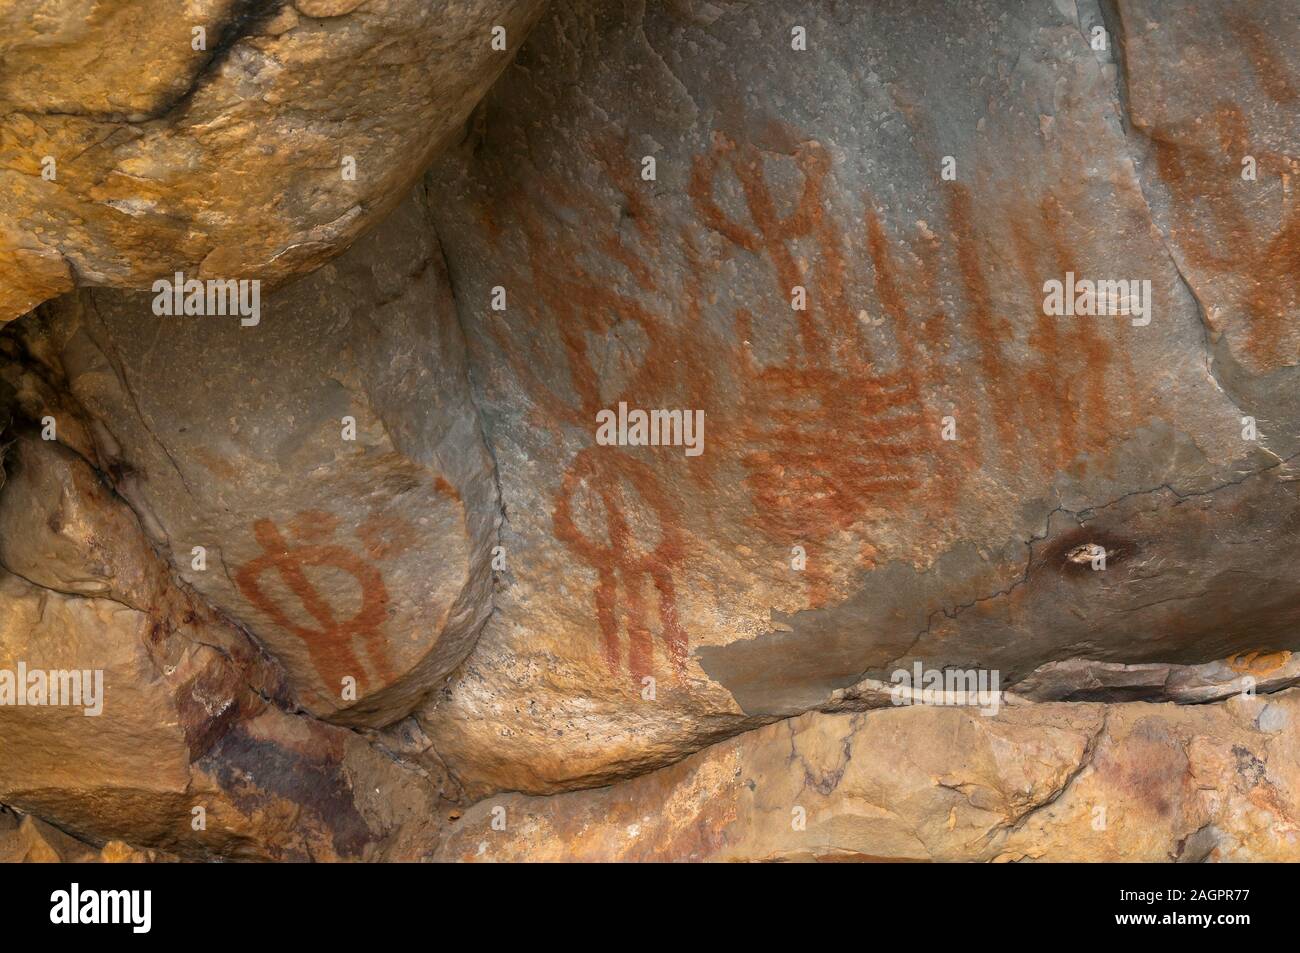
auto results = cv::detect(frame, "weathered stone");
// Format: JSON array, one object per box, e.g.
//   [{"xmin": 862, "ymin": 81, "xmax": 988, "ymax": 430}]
[
  {"xmin": 20, "ymin": 187, "xmax": 498, "ymax": 726},
  {"xmin": 1, "ymin": 0, "xmax": 1297, "ymax": 864},
  {"xmin": 416, "ymin": 0, "xmax": 1299, "ymax": 795},
  {"xmin": 1110, "ymin": 0, "xmax": 1300, "ymax": 421},
  {"xmin": 0, "ymin": 809, "xmax": 180, "ymax": 862},
  {"xmin": 437, "ymin": 688, "xmax": 1300, "ymax": 862},
  {"xmin": 1012, "ymin": 650, "xmax": 1300, "ymax": 705},
  {"xmin": 0, "ymin": 0, "xmax": 549, "ymax": 321},
  {"xmin": 0, "ymin": 808, "xmax": 179, "ymax": 863},
  {"xmin": 0, "ymin": 434, "xmax": 444, "ymax": 860},
  {"xmin": 0, "ymin": 433, "xmax": 195, "ymax": 613}
]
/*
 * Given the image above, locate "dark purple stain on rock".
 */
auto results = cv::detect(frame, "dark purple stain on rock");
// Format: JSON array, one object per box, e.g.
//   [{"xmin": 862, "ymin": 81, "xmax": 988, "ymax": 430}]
[{"xmin": 198, "ymin": 726, "xmax": 372, "ymax": 859}]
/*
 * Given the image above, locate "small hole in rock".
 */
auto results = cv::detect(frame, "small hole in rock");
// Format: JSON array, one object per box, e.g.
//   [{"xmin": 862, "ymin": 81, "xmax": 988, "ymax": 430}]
[{"xmin": 1066, "ymin": 543, "xmax": 1106, "ymax": 564}]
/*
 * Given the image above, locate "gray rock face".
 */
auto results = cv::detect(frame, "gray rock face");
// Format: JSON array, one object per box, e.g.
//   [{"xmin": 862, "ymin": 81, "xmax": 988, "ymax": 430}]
[
  {"xmin": 1112, "ymin": 0, "xmax": 1300, "ymax": 440},
  {"xmin": 1011, "ymin": 651, "xmax": 1300, "ymax": 705},
  {"xmin": 19, "ymin": 188, "xmax": 498, "ymax": 726},
  {"xmin": 0, "ymin": 433, "xmax": 443, "ymax": 860},
  {"xmin": 0, "ymin": 0, "xmax": 1296, "ymax": 863},
  {"xmin": 415, "ymin": 0, "xmax": 1298, "ymax": 794}
]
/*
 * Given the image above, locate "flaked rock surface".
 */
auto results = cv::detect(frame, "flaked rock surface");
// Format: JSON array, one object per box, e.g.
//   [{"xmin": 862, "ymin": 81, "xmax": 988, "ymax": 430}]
[
  {"xmin": 415, "ymin": 0, "xmax": 1299, "ymax": 795},
  {"xmin": 0, "ymin": 432, "xmax": 445, "ymax": 859},
  {"xmin": 0, "ymin": 0, "xmax": 1296, "ymax": 863},
  {"xmin": 0, "ymin": 0, "xmax": 548, "ymax": 321},
  {"xmin": 438, "ymin": 689, "xmax": 1300, "ymax": 862},
  {"xmin": 10, "ymin": 187, "xmax": 498, "ymax": 726}
]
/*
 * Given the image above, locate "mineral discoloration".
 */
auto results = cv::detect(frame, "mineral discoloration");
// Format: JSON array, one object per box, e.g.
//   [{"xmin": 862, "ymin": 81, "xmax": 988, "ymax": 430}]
[
  {"xmin": 19, "ymin": 188, "xmax": 498, "ymax": 726},
  {"xmin": 437, "ymin": 691, "xmax": 1300, "ymax": 862},
  {"xmin": 0, "ymin": 0, "xmax": 550, "ymax": 321},
  {"xmin": 1, "ymin": 0, "xmax": 1297, "ymax": 863},
  {"xmin": 414, "ymin": 0, "xmax": 1297, "ymax": 795}
]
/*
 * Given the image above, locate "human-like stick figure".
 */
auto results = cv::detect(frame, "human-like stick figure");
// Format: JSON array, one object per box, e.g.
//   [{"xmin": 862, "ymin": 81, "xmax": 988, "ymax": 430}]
[{"xmin": 235, "ymin": 516, "xmax": 395, "ymax": 694}]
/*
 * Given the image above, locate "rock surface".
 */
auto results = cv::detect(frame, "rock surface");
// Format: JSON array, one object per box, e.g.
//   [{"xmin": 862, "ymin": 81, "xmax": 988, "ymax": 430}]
[
  {"xmin": 437, "ymin": 688, "xmax": 1300, "ymax": 862},
  {"xmin": 16, "ymin": 187, "xmax": 498, "ymax": 726},
  {"xmin": 415, "ymin": 0, "xmax": 1300, "ymax": 796},
  {"xmin": 1113, "ymin": 0, "xmax": 1300, "ymax": 407},
  {"xmin": 0, "ymin": 429, "xmax": 446, "ymax": 860},
  {"xmin": 0, "ymin": 0, "xmax": 548, "ymax": 321},
  {"xmin": 0, "ymin": 0, "xmax": 1296, "ymax": 863},
  {"xmin": 0, "ymin": 809, "xmax": 173, "ymax": 862}
]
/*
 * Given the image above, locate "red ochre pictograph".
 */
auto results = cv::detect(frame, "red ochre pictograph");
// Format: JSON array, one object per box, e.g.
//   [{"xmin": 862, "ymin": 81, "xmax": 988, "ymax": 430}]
[
  {"xmin": 477, "ymin": 139, "xmax": 715, "ymax": 684},
  {"xmin": 553, "ymin": 447, "xmax": 688, "ymax": 681},
  {"xmin": 481, "ymin": 103, "xmax": 1238, "ymax": 679},
  {"xmin": 234, "ymin": 513, "xmax": 396, "ymax": 696}
]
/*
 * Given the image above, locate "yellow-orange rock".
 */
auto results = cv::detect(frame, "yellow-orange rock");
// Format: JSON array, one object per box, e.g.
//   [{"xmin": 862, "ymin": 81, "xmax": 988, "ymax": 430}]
[
  {"xmin": 0, "ymin": 0, "xmax": 548, "ymax": 321},
  {"xmin": 437, "ymin": 690, "xmax": 1300, "ymax": 862}
]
